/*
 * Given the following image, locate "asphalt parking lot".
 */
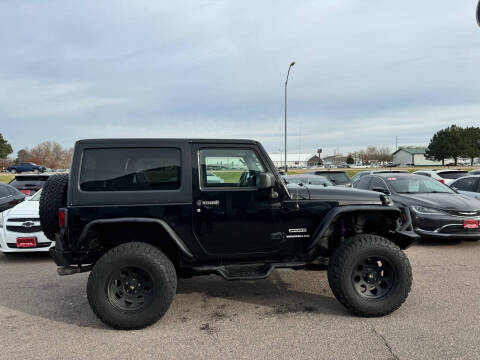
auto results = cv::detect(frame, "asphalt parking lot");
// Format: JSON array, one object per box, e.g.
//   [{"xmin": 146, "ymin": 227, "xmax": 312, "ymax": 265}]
[{"xmin": 0, "ymin": 241, "xmax": 479, "ymax": 360}]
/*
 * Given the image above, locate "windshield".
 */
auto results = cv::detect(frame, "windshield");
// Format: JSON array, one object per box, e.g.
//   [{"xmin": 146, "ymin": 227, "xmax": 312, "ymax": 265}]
[
  {"xmin": 438, "ymin": 171, "xmax": 468, "ymax": 180},
  {"xmin": 387, "ymin": 177, "xmax": 454, "ymax": 194},
  {"xmin": 30, "ymin": 190, "xmax": 42, "ymax": 201},
  {"xmin": 313, "ymin": 172, "xmax": 350, "ymax": 185}
]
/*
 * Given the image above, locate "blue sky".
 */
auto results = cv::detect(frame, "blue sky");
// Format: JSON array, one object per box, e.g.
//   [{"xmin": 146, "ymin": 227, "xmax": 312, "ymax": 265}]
[{"xmin": 1, "ymin": 1, "xmax": 479, "ymax": 157}]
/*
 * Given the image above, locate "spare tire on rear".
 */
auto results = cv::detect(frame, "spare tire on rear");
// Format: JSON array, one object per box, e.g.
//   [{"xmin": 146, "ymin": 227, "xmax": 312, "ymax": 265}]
[{"xmin": 40, "ymin": 174, "xmax": 69, "ymax": 241}]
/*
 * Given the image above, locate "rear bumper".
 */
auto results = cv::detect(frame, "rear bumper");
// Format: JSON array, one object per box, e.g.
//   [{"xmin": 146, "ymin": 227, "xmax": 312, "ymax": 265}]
[{"xmin": 49, "ymin": 233, "xmax": 74, "ymax": 266}]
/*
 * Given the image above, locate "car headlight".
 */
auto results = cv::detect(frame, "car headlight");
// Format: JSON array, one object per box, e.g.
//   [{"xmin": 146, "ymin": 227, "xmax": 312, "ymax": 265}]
[{"xmin": 411, "ymin": 205, "xmax": 445, "ymax": 215}]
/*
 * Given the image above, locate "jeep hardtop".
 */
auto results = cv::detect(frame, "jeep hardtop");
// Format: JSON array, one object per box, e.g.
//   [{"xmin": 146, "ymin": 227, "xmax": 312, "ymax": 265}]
[{"xmin": 40, "ymin": 138, "xmax": 418, "ymax": 329}]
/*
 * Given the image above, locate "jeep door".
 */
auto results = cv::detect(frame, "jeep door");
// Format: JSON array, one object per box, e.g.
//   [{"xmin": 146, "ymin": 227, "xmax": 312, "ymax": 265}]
[{"xmin": 191, "ymin": 145, "xmax": 286, "ymax": 257}]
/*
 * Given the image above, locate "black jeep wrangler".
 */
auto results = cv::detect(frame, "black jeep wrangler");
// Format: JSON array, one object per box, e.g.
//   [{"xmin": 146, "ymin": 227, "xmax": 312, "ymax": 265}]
[{"xmin": 40, "ymin": 139, "xmax": 418, "ymax": 329}]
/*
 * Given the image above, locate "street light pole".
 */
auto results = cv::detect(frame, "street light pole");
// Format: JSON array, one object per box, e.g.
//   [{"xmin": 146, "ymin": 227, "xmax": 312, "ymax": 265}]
[{"xmin": 284, "ymin": 61, "xmax": 295, "ymax": 173}]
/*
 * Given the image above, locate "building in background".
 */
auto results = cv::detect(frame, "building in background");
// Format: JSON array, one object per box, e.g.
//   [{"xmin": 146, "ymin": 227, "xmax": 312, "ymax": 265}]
[
  {"xmin": 268, "ymin": 153, "xmax": 322, "ymax": 168},
  {"xmin": 392, "ymin": 147, "xmax": 447, "ymax": 166}
]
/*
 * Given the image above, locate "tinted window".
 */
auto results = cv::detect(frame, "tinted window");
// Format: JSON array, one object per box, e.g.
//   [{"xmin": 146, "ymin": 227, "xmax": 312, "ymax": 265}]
[
  {"xmin": 438, "ymin": 171, "xmax": 468, "ymax": 180},
  {"xmin": 80, "ymin": 148, "xmax": 181, "ymax": 191},
  {"xmin": 200, "ymin": 148, "xmax": 265, "ymax": 188},
  {"xmin": 370, "ymin": 177, "xmax": 388, "ymax": 191},
  {"xmin": 307, "ymin": 177, "xmax": 331, "ymax": 186},
  {"xmin": 0, "ymin": 185, "xmax": 11, "ymax": 198},
  {"xmin": 387, "ymin": 177, "xmax": 453, "ymax": 194},
  {"xmin": 313, "ymin": 172, "xmax": 350, "ymax": 185},
  {"xmin": 9, "ymin": 176, "xmax": 49, "ymax": 188},
  {"xmin": 356, "ymin": 177, "xmax": 371, "ymax": 190},
  {"xmin": 453, "ymin": 177, "xmax": 478, "ymax": 192}
]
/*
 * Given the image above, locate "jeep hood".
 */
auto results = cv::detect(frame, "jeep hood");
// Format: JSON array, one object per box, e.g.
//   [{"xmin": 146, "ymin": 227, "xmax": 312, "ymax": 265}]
[{"xmin": 287, "ymin": 184, "xmax": 384, "ymax": 205}]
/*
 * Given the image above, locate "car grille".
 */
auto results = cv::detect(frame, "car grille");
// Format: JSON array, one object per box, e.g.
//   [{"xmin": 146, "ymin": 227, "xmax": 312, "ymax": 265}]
[
  {"xmin": 6, "ymin": 225, "xmax": 42, "ymax": 233},
  {"xmin": 7, "ymin": 242, "xmax": 51, "ymax": 249},
  {"xmin": 6, "ymin": 218, "xmax": 42, "ymax": 233},
  {"xmin": 443, "ymin": 210, "xmax": 480, "ymax": 217}
]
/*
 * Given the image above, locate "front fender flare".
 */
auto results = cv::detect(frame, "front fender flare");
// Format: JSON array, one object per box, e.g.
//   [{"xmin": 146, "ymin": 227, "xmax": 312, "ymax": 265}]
[{"xmin": 307, "ymin": 205, "xmax": 410, "ymax": 252}]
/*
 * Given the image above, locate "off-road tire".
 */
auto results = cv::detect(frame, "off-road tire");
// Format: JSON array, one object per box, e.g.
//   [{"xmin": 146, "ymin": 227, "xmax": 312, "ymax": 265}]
[
  {"xmin": 328, "ymin": 234, "xmax": 412, "ymax": 317},
  {"xmin": 39, "ymin": 174, "xmax": 69, "ymax": 241},
  {"xmin": 87, "ymin": 242, "xmax": 177, "ymax": 330}
]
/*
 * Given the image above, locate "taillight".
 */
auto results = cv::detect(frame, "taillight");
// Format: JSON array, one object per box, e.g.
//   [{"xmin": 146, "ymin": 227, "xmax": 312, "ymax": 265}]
[
  {"xmin": 58, "ymin": 209, "xmax": 66, "ymax": 228},
  {"xmin": 20, "ymin": 190, "xmax": 31, "ymax": 195},
  {"xmin": 439, "ymin": 179, "xmax": 445, "ymax": 184}
]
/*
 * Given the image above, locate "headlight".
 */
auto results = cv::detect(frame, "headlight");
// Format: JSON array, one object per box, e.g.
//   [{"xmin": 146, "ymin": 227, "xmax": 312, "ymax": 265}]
[{"xmin": 411, "ymin": 205, "xmax": 445, "ymax": 215}]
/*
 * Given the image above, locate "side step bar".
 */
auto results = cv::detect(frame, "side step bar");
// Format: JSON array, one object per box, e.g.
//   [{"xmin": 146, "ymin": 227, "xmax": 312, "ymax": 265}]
[{"xmin": 192, "ymin": 262, "xmax": 306, "ymax": 280}]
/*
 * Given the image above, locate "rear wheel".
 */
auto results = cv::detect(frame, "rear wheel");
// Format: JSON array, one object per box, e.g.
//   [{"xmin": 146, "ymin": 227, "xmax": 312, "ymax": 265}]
[
  {"xmin": 33, "ymin": 169, "xmax": 40, "ymax": 174},
  {"xmin": 328, "ymin": 234, "xmax": 412, "ymax": 317},
  {"xmin": 39, "ymin": 174, "xmax": 69, "ymax": 240},
  {"xmin": 87, "ymin": 242, "xmax": 177, "ymax": 330}
]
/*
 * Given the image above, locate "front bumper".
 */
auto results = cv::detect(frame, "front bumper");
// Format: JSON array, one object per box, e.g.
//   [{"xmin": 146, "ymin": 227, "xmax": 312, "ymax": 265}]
[
  {"xmin": 411, "ymin": 211, "xmax": 480, "ymax": 240},
  {"xmin": 0, "ymin": 227, "xmax": 54, "ymax": 253}
]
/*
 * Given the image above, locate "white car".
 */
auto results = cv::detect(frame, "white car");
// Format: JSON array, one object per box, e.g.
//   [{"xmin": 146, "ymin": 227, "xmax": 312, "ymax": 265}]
[
  {"xmin": 413, "ymin": 169, "xmax": 469, "ymax": 185},
  {"xmin": 0, "ymin": 190, "xmax": 54, "ymax": 254}
]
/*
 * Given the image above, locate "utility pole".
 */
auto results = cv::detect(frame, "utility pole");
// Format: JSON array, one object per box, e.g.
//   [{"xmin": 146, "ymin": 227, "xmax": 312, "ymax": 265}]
[{"xmin": 284, "ymin": 61, "xmax": 295, "ymax": 172}]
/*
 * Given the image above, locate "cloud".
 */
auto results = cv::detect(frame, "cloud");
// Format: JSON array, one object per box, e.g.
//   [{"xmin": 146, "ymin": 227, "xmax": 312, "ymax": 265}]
[{"xmin": 0, "ymin": 1, "xmax": 479, "ymax": 156}]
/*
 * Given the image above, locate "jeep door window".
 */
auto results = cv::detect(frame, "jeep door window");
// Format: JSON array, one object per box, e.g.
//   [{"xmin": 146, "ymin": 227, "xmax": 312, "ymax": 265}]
[
  {"xmin": 199, "ymin": 149, "xmax": 265, "ymax": 188},
  {"xmin": 80, "ymin": 148, "xmax": 181, "ymax": 191}
]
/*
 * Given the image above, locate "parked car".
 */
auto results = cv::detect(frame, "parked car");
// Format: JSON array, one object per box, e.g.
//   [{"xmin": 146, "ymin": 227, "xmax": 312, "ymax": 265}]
[
  {"xmin": 351, "ymin": 170, "xmax": 409, "ymax": 185},
  {"xmin": 40, "ymin": 138, "xmax": 417, "ymax": 329},
  {"xmin": 450, "ymin": 176, "xmax": 480, "ymax": 200},
  {"xmin": 353, "ymin": 173, "xmax": 480, "ymax": 241},
  {"xmin": 0, "ymin": 183, "xmax": 25, "ymax": 213},
  {"xmin": 0, "ymin": 190, "xmax": 54, "ymax": 254},
  {"xmin": 413, "ymin": 169, "xmax": 468, "ymax": 185},
  {"xmin": 283, "ymin": 174, "xmax": 333, "ymax": 187},
  {"xmin": 8, "ymin": 174, "xmax": 51, "ymax": 195},
  {"xmin": 206, "ymin": 173, "xmax": 224, "ymax": 184},
  {"xmin": 469, "ymin": 169, "xmax": 480, "ymax": 175},
  {"xmin": 7, "ymin": 162, "xmax": 46, "ymax": 174},
  {"xmin": 307, "ymin": 170, "xmax": 352, "ymax": 187}
]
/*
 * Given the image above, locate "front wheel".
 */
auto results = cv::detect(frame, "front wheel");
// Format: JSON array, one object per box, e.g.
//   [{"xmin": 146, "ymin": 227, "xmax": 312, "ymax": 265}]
[
  {"xmin": 87, "ymin": 242, "xmax": 177, "ymax": 329},
  {"xmin": 328, "ymin": 234, "xmax": 412, "ymax": 317}
]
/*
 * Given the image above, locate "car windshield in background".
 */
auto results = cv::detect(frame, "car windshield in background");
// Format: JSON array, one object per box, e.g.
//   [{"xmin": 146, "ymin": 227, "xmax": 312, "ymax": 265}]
[
  {"xmin": 387, "ymin": 177, "xmax": 454, "ymax": 194},
  {"xmin": 9, "ymin": 176, "xmax": 49, "ymax": 187},
  {"xmin": 313, "ymin": 172, "xmax": 350, "ymax": 185},
  {"xmin": 438, "ymin": 171, "xmax": 468, "ymax": 179}
]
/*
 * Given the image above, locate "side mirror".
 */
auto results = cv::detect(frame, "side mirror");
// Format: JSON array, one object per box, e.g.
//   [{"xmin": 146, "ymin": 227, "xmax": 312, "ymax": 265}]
[
  {"xmin": 256, "ymin": 172, "xmax": 275, "ymax": 189},
  {"xmin": 372, "ymin": 187, "xmax": 390, "ymax": 195}
]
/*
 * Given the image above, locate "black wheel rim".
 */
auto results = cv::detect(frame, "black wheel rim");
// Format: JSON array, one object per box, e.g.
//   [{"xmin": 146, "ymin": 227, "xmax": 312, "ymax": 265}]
[
  {"xmin": 351, "ymin": 256, "xmax": 396, "ymax": 299},
  {"xmin": 107, "ymin": 266, "xmax": 155, "ymax": 312}
]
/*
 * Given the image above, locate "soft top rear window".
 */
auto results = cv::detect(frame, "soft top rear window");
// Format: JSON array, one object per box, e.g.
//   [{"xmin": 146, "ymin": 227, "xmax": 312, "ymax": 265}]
[{"xmin": 80, "ymin": 147, "xmax": 181, "ymax": 192}]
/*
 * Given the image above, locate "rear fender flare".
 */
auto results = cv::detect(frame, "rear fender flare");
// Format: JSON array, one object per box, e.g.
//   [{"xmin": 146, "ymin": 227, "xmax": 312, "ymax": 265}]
[{"xmin": 78, "ymin": 217, "xmax": 194, "ymax": 258}]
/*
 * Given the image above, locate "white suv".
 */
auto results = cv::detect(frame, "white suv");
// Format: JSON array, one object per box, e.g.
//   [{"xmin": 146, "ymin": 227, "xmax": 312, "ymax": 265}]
[
  {"xmin": 413, "ymin": 169, "xmax": 468, "ymax": 185},
  {"xmin": 0, "ymin": 190, "xmax": 54, "ymax": 254}
]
